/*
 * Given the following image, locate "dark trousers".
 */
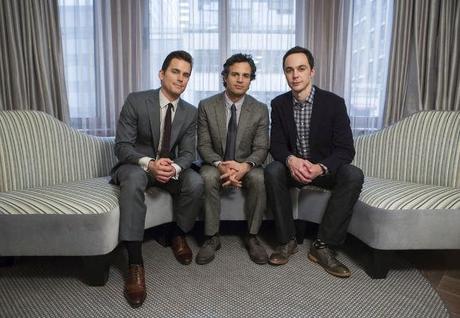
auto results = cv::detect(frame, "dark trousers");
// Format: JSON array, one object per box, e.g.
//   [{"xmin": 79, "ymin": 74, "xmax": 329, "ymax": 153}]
[
  {"xmin": 111, "ymin": 164, "xmax": 204, "ymax": 241},
  {"xmin": 264, "ymin": 161, "xmax": 364, "ymax": 245}
]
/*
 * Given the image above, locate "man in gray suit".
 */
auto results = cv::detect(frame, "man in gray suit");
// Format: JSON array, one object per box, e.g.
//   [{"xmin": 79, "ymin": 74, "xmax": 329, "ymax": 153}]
[
  {"xmin": 111, "ymin": 50, "xmax": 203, "ymax": 307},
  {"xmin": 196, "ymin": 53, "xmax": 269, "ymax": 265}
]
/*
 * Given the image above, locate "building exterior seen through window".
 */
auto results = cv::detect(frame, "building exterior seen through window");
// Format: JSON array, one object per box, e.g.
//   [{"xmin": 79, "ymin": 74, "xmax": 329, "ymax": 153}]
[{"xmin": 59, "ymin": 0, "xmax": 393, "ymax": 136}]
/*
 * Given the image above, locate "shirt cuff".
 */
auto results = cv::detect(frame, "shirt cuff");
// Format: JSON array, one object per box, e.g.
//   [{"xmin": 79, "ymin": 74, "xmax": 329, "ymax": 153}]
[
  {"xmin": 318, "ymin": 163, "xmax": 329, "ymax": 175},
  {"xmin": 171, "ymin": 163, "xmax": 181, "ymax": 179},
  {"xmin": 213, "ymin": 161, "xmax": 222, "ymax": 168},
  {"xmin": 246, "ymin": 161, "xmax": 256, "ymax": 168},
  {"xmin": 139, "ymin": 156, "xmax": 154, "ymax": 171}
]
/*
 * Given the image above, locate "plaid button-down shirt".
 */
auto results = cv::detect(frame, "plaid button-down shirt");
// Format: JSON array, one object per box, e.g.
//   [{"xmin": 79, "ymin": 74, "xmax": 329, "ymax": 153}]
[{"xmin": 293, "ymin": 86, "xmax": 315, "ymax": 159}]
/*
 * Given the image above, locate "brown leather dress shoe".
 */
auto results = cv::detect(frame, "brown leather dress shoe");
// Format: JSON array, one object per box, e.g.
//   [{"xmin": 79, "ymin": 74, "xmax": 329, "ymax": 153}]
[
  {"xmin": 171, "ymin": 235, "xmax": 193, "ymax": 265},
  {"xmin": 269, "ymin": 239, "xmax": 298, "ymax": 265},
  {"xmin": 124, "ymin": 264, "xmax": 146, "ymax": 308}
]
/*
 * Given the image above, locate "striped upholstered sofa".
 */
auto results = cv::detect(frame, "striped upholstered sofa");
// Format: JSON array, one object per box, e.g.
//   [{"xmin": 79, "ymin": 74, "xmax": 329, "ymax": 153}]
[
  {"xmin": 0, "ymin": 111, "xmax": 178, "ymax": 285},
  {"xmin": 295, "ymin": 111, "xmax": 460, "ymax": 278},
  {"xmin": 0, "ymin": 110, "xmax": 262, "ymax": 284}
]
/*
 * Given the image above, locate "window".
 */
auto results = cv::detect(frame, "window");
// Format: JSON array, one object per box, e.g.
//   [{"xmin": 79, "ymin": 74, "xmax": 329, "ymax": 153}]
[
  {"xmin": 59, "ymin": 0, "xmax": 393, "ymax": 136},
  {"xmin": 346, "ymin": 0, "xmax": 393, "ymax": 135}
]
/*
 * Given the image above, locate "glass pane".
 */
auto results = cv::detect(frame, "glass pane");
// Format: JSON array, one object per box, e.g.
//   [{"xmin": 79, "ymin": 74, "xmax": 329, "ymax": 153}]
[
  {"xmin": 149, "ymin": 0, "xmax": 220, "ymax": 105},
  {"xmin": 58, "ymin": 0, "xmax": 96, "ymax": 121},
  {"xmin": 229, "ymin": 0, "xmax": 295, "ymax": 105},
  {"xmin": 347, "ymin": 0, "xmax": 393, "ymax": 135}
]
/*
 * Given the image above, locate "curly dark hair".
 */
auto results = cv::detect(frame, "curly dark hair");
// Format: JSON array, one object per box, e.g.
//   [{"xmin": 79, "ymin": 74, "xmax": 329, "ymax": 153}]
[{"xmin": 221, "ymin": 53, "xmax": 256, "ymax": 87}]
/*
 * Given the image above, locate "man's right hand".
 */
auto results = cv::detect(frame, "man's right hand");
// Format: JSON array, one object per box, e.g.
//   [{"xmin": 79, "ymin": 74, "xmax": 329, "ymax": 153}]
[
  {"xmin": 287, "ymin": 156, "xmax": 313, "ymax": 184},
  {"xmin": 147, "ymin": 158, "xmax": 175, "ymax": 183},
  {"xmin": 217, "ymin": 161, "xmax": 241, "ymax": 187}
]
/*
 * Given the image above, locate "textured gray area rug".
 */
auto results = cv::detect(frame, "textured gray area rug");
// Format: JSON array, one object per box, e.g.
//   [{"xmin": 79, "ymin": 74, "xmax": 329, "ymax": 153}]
[{"xmin": 0, "ymin": 236, "xmax": 449, "ymax": 318}]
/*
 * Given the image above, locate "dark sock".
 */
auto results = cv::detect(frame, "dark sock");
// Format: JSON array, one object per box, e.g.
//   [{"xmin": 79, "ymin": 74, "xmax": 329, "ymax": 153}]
[
  {"xmin": 125, "ymin": 241, "xmax": 143, "ymax": 265},
  {"xmin": 171, "ymin": 223, "xmax": 185, "ymax": 237}
]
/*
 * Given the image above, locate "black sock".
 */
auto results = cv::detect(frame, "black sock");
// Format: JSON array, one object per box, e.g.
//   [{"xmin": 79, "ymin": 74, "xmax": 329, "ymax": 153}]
[
  {"xmin": 125, "ymin": 241, "xmax": 143, "ymax": 265},
  {"xmin": 171, "ymin": 223, "xmax": 185, "ymax": 237}
]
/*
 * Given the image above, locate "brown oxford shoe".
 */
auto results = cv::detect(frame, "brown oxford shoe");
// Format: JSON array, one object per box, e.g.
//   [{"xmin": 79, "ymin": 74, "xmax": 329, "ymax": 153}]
[
  {"xmin": 269, "ymin": 239, "xmax": 298, "ymax": 266},
  {"xmin": 171, "ymin": 235, "xmax": 193, "ymax": 265},
  {"xmin": 124, "ymin": 264, "xmax": 146, "ymax": 308}
]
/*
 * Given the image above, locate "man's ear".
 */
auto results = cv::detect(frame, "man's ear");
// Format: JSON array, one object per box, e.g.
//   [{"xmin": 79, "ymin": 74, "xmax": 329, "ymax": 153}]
[
  {"xmin": 159, "ymin": 70, "xmax": 164, "ymax": 81},
  {"xmin": 311, "ymin": 68, "xmax": 316, "ymax": 78}
]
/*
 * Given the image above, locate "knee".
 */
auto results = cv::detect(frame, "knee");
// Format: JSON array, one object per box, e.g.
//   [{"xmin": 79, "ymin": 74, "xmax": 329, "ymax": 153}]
[
  {"xmin": 264, "ymin": 161, "xmax": 286, "ymax": 182},
  {"xmin": 200, "ymin": 166, "xmax": 220, "ymax": 189},
  {"xmin": 245, "ymin": 168, "xmax": 265, "ymax": 189},
  {"xmin": 337, "ymin": 164, "xmax": 364, "ymax": 187},
  {"xmin": 182, "ymin": 169, "xmax": 204, "ymax": 197},
  {"xmin": 119, "ymin": 167, "xmax": 148, "ymax": 190}
]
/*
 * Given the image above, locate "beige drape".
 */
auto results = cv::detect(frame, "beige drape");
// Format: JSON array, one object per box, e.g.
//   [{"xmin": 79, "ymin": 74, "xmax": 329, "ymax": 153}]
[
  {"xmin": 384, "ymin": 0, "xmax": 460, "ymax": 126},
  {"xmin": 302, "ymin": 0, "xmax": 351, "ymax": 97},
  {"xmin": 76, "ymin": 0, "xmax": 149, "ymax": 135},
  {"xmin": 0, "ymin": 0, "xmax": 69, "ymax": 122}
]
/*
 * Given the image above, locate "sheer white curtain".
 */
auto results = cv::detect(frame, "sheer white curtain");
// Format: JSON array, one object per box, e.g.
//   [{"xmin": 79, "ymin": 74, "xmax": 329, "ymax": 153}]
[
  {"xmin": 59, "ymin": 0, "xmax": 393, "ymax": 136},
  {"xmin": 344, "ymin": 0, "xmax": 394, "ymax": 134},
  {"xmin": 59, "ymin": 0, "xmax": 149, "ymax": 136}
]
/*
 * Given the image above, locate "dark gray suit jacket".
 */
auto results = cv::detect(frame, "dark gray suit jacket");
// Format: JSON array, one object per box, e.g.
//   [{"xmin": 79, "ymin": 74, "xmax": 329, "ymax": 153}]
[
  {"xmin": 112, "ymin": 88, "xmax": 197, "ymax": 173},
  {"xmin": 197, "ymin": 92, "xmax": 269, "ymax": 166}
]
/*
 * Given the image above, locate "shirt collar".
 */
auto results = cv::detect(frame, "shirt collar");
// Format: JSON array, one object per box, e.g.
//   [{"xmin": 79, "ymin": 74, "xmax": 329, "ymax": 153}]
[
  {"xmin": 293, "ymin": 86, "xmax": 316, "ymax": 107},
  {"xmin": 224, "ymin": 91, "xmax": 245, "ymax": 110},
  {"xmin": 159, "ymin": 89, "xmax": 179, "ymax": 111}
]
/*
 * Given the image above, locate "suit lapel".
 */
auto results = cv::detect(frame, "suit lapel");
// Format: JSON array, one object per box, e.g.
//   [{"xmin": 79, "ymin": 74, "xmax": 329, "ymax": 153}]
[
  {"xmin": 214, "ymin": 93, "xmax": 227, "ymax": 153},
  {"xmin": 235, "ymin": 97, "xmax": 252, "ymax": 150},
  {"xmin": 309, "ymin": 86, "xmax": 320, "ymax": 143},
  {"xmin": 283, "ymin": 91, "xmax": 297, "ymax": 148},
  {"xmin": 171, "ymin": 100, "xmax": 186, "ymax": 147},
  {"xmin": 146, "ymin": 90, "xmax": 161, "ymax": 153}
]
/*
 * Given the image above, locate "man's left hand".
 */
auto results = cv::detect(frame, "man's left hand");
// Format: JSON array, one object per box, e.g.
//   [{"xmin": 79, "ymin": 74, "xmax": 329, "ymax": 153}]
[{"xmin": 220, "ymin": 161, "xmax": 251, "ymax": 187}]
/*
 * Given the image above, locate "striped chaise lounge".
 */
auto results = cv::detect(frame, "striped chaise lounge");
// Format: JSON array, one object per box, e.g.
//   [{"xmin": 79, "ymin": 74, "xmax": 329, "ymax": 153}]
[
  {"xmin": 0, "ymin": 110, "xmax": 270, "ymax": 285},
  {"xmin": 295, "ymin": 111, "xmax": 460, "ymax": 278},
  {"xmin": 0, "ymin": 111, "xmax": 176, "ymax": 285}
]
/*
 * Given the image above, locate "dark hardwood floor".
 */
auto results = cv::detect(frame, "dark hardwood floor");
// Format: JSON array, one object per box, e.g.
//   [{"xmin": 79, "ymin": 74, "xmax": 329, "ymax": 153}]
[{"xmin": 406, "ymin": 250, "xmax": 460, "ymax": 317}]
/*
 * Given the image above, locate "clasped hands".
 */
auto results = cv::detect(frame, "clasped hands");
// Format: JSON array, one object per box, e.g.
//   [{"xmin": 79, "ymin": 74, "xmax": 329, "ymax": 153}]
[
  {"xmin": 147, "ymin": 158, "xmax": 176, "ymax": 183},
  {"xmin": 287, "ymin": 156, "xmax": 323, "ymax": 184},
  {"xmin": 218, "ymin": 161, "xmax": 251, "ymax": 188}
]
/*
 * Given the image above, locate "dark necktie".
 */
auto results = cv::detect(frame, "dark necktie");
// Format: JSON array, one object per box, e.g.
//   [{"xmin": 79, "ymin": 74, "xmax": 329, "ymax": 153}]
[
  {"xmin": 159, "ymin": 103, "xmax": 173, "ymax": 158},
  {"xmin": 224, "ymin": 104, "xmax": 237, "ymax": 161}
]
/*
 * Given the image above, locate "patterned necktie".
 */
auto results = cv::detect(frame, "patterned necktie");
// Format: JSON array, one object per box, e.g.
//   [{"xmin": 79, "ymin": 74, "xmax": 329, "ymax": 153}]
[
  {"xmin": 159, "ymin": 103, "xmax": 173, "ymax": 158},
  {"xmin": 224, "ymin": 104, "xmax": 237, "ymax": 161}
]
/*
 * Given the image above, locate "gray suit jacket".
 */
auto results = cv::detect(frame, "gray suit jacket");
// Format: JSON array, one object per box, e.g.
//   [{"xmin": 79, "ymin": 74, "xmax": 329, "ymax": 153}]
[
  {"xmin": 112, "ymin": 88, "xmax": 197, "ymax": 173},
  {"xmin": 197, "ymin": 92, "xmax": 269, "ymax": 166}
]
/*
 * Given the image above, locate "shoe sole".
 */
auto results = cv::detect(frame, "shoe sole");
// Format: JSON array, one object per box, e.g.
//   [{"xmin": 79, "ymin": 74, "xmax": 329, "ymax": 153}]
[
  {"xmin": 250, "ymin": 256, "xmax": 268, "ymax": 265},
  {"xmin": 307, "ymin": 253, "xmax": 351, "ymax": 278},
  {"xmin": 195, "ymin": 243, "xmax": 221, "ymax": 265},
  {"xmin": 268, "ymin": 247, "xmax": 299, "ymax": 266},
  {"xmin": 124, "ymin": 291, "xmax": 146, "ymax": 308}
]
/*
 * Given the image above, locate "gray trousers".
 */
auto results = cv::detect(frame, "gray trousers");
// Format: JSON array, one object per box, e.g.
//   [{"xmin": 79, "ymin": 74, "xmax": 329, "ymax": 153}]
[
  {"xmin": 200, "ymin": 165, "xmax": 266, "ymax": 236},
  {"xmin": 112, "ymin": 164, "xmax": 204, "ymax": 241}
]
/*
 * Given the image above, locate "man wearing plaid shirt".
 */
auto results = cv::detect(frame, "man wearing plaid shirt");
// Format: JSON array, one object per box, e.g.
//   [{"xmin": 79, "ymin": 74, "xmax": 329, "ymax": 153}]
[{"xmin": 265, "ymin": 46, "xmax": 364, "ymax": 278}]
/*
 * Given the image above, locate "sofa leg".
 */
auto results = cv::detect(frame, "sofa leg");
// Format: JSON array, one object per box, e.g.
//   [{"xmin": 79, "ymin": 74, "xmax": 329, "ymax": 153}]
[
  {"xmin": 295, "ymin": 220, "xmax": 306, "ymax": 244},
  {"xmin": 365, "ymin": 248, "xmax": 390, "ymax": 279},
  {"xmin": 0, "ymin": 256, "xmax": 15, "ymax": 267},
  {"xmin": 81, "ymin": 254, "xmax": 111, "ymax": 286}
]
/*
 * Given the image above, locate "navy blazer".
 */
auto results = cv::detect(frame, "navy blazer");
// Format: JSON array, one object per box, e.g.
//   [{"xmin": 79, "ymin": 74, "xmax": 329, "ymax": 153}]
[{"xmin": 269, "ymin": 86, "xmax": 355, "ymax": 174}]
